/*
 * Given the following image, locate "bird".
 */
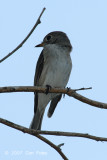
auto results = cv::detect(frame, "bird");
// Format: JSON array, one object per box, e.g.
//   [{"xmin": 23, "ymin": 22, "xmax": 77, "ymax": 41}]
[{"xmin": 29, "ymin": 31, "xmax": 72, "ymax": 130}]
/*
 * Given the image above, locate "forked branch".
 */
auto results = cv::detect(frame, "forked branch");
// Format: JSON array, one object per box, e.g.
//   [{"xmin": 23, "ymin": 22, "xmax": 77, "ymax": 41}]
[
  {"xmin": 0, "ymin": 118, "xmax": 68, "ymax": 160},
  {"xmin": 0, "ymin": 86, "xmax": 107, "ymax": 109},
  {"xmin": 1, "ymin": 118, "xmax": 107, "ymax": 160}
]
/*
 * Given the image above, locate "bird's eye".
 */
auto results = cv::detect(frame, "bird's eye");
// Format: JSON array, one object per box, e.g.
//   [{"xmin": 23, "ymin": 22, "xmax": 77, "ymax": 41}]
[{"xmin": 46, "ymin": 35, "xmax": 51, "ymax": 41}]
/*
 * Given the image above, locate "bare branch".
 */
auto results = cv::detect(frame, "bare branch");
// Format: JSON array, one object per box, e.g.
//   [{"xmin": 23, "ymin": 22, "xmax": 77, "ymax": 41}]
[
  {"xmin": 0, "ymin": 7, "xmax": 46, "ymax": 63},
  {"xmin": 0, "ymin": 117, "xmax": 107, "ymax": 144},
  {"xmin": 37, "ymin": 131, "xmax": 107, "ymax": 142},
  {"xmin": 1, "ymin": 118, "xmax": 107, "ymax": 159},
  {"xmin": 57, "ymin": 143, "xmax": 65, "ymax": 149},
  {"xmin": 74, "ymin": 87, "xmax": 92, "ymax": 92},
  {"xmin": 0, "ymin": 118, "xmax": 68, "ymax": 160},
  {"xmin": 0, "ymin": 86, "xmax": 107, "ymax": 109}
]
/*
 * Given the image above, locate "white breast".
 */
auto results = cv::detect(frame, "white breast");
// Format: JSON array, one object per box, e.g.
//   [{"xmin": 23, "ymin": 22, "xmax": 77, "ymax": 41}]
[{"xmin": 39, "ymin": 44, "xmax": 72, "ymax": 88}]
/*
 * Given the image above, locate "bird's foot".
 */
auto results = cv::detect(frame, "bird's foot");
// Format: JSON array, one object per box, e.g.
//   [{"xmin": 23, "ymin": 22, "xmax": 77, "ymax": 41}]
[
  {"xmin": 45, "ymin": 85, "xmax": 52, "ymax": 95},
  {"xmin": 67, "ymin": 87, "xmax": 71, "ymax": 92},
  {"xmin": 63, "ymin": 87, "xmax": 71, "ymax": 98}
]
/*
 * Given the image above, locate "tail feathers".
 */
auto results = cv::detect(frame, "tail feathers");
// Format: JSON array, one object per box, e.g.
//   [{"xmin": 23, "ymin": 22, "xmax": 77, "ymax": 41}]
[
  {"xmin": 47, "ymin": 94, "xmax": 62, "ymax": 118},
  {"xmin": 29, "ymin": 110, "xmax": 44, "ymax": 130}
]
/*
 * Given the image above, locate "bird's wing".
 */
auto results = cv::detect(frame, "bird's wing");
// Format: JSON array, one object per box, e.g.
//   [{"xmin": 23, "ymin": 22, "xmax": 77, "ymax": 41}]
[
  {"xmin": 34, "ymin": 50, "xmax": 44, "ymax": 113},
  {"xmin": 34, "ymin": 50, "xmax": 44, "ymax": 86},
  {"xmin": 47, "ymin": 94, "xmax": 62, "ymax": 118}
]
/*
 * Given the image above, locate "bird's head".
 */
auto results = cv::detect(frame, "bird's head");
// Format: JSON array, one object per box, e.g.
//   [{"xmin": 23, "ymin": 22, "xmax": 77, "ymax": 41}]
[{"xmin": 35, "ymin": 31, "xmax": 72, "ymax": 52}]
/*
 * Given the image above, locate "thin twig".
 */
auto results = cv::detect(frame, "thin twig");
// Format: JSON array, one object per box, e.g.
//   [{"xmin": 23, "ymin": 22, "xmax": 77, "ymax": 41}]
[
  {"xmin": 36, "ymin": 131, "xmax": 107, "ymax": 142},
  {"xmin": 57, "ymin": 143, "xmax": 65, "ymax": 149},
  {"xmin": 0, "ymin": 8, "xmax": 46, "ymax": 63},
  {"xmin": 0, "ymin": 86, "xmax": 107, "ymax": 109},
  {"xmin": 74, "ymin": 87, "xmax": 92, "ymax": 92},
  {"xmin": 0, "ymin": 118, "xmax": 68, "ymax": 160}
]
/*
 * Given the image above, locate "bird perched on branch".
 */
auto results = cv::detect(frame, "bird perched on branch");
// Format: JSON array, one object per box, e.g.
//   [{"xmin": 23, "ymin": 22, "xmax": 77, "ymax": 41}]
[{"xmin": 30, "ymin": 31, "xmax": 72, "ymax": 130}]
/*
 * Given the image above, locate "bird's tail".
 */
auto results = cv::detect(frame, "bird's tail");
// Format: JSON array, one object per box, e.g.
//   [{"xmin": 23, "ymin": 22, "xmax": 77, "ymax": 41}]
[{"xmin": 29, "ymin": 109, "xmax": 44, "ymax": 130}]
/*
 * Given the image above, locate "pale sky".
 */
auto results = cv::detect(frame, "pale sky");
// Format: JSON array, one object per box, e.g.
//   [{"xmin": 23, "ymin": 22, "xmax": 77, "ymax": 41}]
[{"xmin": 0, "ymin": 0, "xmax": 107, "ymax": 160}]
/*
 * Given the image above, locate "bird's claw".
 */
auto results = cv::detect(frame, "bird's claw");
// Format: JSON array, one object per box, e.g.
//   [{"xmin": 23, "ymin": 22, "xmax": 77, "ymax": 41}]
[
  {"xmin": 45, "ymin": 85, "xmax": 52, "ymax": 94},
  {"xmin": 63, "ymin": 87, "xmax": 70, "ymax": 98},
  {"xmin": 67, "ymin": 87, "xmax": 71, "ymax": 92}
]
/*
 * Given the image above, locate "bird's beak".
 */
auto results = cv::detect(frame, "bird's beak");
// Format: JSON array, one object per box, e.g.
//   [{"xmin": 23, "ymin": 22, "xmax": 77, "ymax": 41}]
[{"xmin": 35, "ymin": 42, "xmax": 44, "ymax": 47}]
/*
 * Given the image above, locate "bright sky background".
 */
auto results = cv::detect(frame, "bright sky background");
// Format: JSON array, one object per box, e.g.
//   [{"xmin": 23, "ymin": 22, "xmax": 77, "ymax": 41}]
[{"xmin": 0, "ymin": 0, "xmax": 107, "ymax": 160}]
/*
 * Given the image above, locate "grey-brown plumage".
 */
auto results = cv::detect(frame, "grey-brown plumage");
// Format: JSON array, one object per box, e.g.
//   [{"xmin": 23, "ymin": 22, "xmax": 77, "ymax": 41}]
[
  {"xmin": 30, "ymin": 31, "xmax": 72, "ymax": 130},
  {"xmin": 48, "ymin": 94, "xmax": 62, "ymax": 118}
]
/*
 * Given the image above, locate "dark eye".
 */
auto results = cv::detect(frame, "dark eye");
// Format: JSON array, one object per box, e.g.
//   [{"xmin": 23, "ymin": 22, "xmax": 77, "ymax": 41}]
[{"xmin": 47, "ymin": 35, "xmax": 51, "ymax": 41}]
